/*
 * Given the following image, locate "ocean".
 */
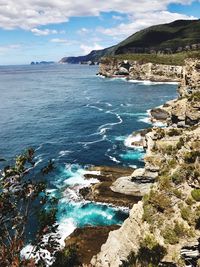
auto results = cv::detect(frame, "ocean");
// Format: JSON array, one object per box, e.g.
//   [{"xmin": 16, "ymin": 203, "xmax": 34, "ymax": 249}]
[{"xmin": 0, "ymin": 64, "xmax": 178, "ymax": 248}]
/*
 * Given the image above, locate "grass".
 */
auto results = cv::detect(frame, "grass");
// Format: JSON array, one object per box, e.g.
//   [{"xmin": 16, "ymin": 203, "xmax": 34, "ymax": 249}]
[
  {"xmin": 104, "ymin": 51, "xmax": 200, "ymax": 66},
  {"xmin": 191, "ymin": 189, "xmax": 200, "ymax": 202}
]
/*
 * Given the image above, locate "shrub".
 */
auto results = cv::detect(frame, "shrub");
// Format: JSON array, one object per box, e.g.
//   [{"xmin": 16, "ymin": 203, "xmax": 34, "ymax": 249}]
[
  {"xmin": 162, "ymin": 227, "xmax": 179, "ymax": 245},
  {"xmin": 165, "ymin": 145, "xmax": 175, "ymax": 155},
  {"xmin": 120, "ymin": 235, "xmax": 167, "ymax": 267},
  {"xmin": 159, "ymin": 175, "xmax": 172, "ymax": 190},
  {"xmin": 191, "ymin": 189, "xmax": 200, "ymax": 201},
  {"xmin": 162, "ymin": 222, "xmax": 188, "ymax": 245},
  {"xmin": 185, "ymin": 197, "xmax": 195, "ymax": 206},
  {"xmin": 184, "ymin": 151, "xmax": 200, "ymax": 164},
  {"xmin": 52, "ymin": 244, "xmax": 80, "ymax": 267},
  {"xmin": 180, "ymin": 206, "xmax": 191, "ymax": 222},
  {"xmin": 168, "ymin": 128, "xmax": 181, "ymax": 137},
  {"xmin": 143, "ymin": 204, "xmax": 157, "ymax": 224},
  {"xmin": 171, "ymin": 169, "xmax": 186, "ymax": 185},
  {"xmin": 167, "ymin": 158, "xmax": 177, "ymax": 168},
  {"xmin": 188, "ymin": 92, "xmax": 200, "ymax": 102},
  {"xmin": 172, "ymin": 188, "xmax": 182, "ymax": 199},
  {"xmin": 148, "ymin": 190, "xmax": 172, "ymax": 212},
  {"xmin": 176, "ymin": 137, "xmax": 184, "ymax": 149}
]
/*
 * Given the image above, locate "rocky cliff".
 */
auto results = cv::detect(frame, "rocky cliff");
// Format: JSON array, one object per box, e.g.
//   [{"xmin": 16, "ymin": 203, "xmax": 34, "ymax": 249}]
[
  {"xmin": 99, "ymin": 57, "xmax": 183, "ymax": 82},
  {"xmin": 91, "ymin": 59, "xmax": 200, "ymax": 267}
]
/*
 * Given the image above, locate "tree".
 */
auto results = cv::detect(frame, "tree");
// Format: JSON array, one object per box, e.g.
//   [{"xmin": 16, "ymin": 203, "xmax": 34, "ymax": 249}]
[{"xmin": 0, "ymin": 148, "xmax": 58, "ymax": 267}]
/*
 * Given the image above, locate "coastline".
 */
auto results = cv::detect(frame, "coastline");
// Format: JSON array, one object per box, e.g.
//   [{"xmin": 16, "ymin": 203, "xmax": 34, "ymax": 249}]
[{"xmin": 91, "ymin": 58, "xmax": 200, "ymax": 267}]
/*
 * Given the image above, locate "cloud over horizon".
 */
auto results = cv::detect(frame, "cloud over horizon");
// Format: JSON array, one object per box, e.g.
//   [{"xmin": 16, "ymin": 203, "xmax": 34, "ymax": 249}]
[{"xmin": 0, "ymin": 0, "xmax": 198, "ymax": 31}]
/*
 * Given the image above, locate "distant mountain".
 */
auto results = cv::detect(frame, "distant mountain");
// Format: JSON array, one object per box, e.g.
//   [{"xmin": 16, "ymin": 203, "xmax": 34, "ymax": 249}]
[
  {"xmin": 59, "ymin": 19, "xmax": 200, "ymax": 64},
  {"xmin": 30, "ymin": 61, "xmax": 55, "ymax": 65}
]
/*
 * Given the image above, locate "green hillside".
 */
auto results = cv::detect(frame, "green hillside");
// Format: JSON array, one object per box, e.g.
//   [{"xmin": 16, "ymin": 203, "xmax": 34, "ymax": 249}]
[
  {"xmin": 60, "ymin": 19, "xmax": 200, "ymax": 63},
  {"xmin": 114, "ymin": 20, "xmax": 200, "ymax": 54}
]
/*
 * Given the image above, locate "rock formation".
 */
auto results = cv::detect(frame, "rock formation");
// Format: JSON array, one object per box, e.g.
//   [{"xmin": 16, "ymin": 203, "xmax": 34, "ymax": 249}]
[
  {"xmin": 99, "ymin": 58, "xmax": 183, "ymax": 82},
  {"xmin": 91, "ymin": 59, "xmax": 200, "ymax": 267}
]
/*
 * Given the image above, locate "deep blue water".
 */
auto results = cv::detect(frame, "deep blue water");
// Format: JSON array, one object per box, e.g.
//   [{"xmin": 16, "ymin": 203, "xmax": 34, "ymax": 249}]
[{"xmin": 0, "ymin": 64, "xmax": 178, "ymax": 232}]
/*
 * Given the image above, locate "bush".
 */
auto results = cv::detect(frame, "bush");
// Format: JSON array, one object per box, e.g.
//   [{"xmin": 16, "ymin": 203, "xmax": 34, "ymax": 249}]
[
  {"xmin": 138, "ymin": 235, "xmax": 166, "ymax": 266},
  {"xmin": 184, "ymin": 151, "xmax": 200, "ymax": 164},
  {"xmin": 176, "ymin": 137, "xmax": 184, "ymax": 150},
  {"xmin": 159, "ymin": 175, "xmax": 172, "ymax": 190},
  {"xmin": 148, "ymin": 190, "xmax": 172, "ymax": 213},
  {"xmin": 171, "ymin": 169, "xmax": 186, "ymax": 185},
  {"xmin": 172, "ymin": 188, "xmax": 182, "ymax": 199},
  {"xmin": 162, "ymin": 227, "xmax": 179, "ymax": 245},
  {"xmin": 163, "ymin": 222, "xmax": 188, "ymax": 245},
  {"xmin": 180, "ymin": 206, "xmax": 191, "ymax": 222},
  {"xmin": 191, "ymin": 189, "xmax": 200, "ymax": 201},
  {"xmin": 188, "ymin": 92, "xmax": 200, "ymax": 102},
  {"xmin": 120, "ymin": 235, "xmax": 166, "ymax": 267},
  {"xmin": 52, "ymin": 244, "xmax": 80, "ymax": 267},
  {"xmin": 143, "ymin": 204, "xmax": 157, "ymax": 224},
  {"xmin": 168, "ymin": 128, "xmax": 181, "ymax": 137}
]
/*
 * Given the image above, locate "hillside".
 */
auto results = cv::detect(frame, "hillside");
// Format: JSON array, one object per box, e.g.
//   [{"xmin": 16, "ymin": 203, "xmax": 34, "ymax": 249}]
[{"xmin": 59, "ymin": 19, "xmax": 200, "ymax": 64}]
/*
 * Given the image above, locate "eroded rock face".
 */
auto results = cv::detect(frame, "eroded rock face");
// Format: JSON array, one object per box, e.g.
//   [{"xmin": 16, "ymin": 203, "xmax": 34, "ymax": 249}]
[
  {"xmin": 178, "ymin": 59, "xmax": 200, "ymax": 97},
  {"xmin": 91, "ymin": 58, "xmax": 200, "ymax": 267},
  {"xmin": 99, "ymin": 59, "xmax": 183, "ymax": 82},
  {"xmin": 91, "ymin": 201, "xmax": 148, "ymax": 267}
]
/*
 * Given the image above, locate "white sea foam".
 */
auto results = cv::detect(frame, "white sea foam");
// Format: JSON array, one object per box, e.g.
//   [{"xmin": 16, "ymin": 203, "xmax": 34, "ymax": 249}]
[
  {"xmin": 106, "ymin": 154, "xmax": 121, "ymax": 163},
  {"xmin": 21, "ymin": 218, "xmax": 76, "ymax": 266},
  {"xmin": 58, "ymin": 150, "xmax": 72, "ymax": 157},
  {"xmin": 124, "ymin": 134, "xmax": 142, "ymax": 148},
  {"xmin": 86, "ymin": 103, "xmax": 104, "ymax": 112},
  {"xmin": 128, "ymin": 79, "xmax": 179, "ymax": 85}
]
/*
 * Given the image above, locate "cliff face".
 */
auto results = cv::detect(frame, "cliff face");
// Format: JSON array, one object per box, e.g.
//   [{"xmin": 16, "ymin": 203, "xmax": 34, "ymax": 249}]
[
  {"xmin": 91, "ymin": 59, "xmax": 200, "ymax": 267},
  {"xmin": 99, "ymin": 58, "xmax": 183, "ymax": 82}
]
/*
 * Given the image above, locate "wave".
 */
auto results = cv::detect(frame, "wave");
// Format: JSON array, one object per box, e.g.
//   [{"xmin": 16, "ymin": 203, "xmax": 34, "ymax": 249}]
[
  {"xmin": 58, "ymin": 150, "xmax": 73, "ymax": 157},
  {"xmin": 124, "ymin": 133, "xmax": 143, "ymax": 149},
  {"xmin": 120, "ymin": 150, "xmax": 145, "ymax": 161},
  {"xmin": 21, "ymin": 218, "xmax": 76, "ymax": 267},
  {"xmin": 97, "ymin": 111, "xmax": 123, "ymax": 135},
  {"xmin": 86, "ymin": 103, "xmax": 104, "ymax": 112},
  {"xmin": 105, "ymin": 153, "xmax": 121, "ymax": 164},
  {"xmin": 128, "ymin": 79, "xmax": 179, "ymax": 85}
]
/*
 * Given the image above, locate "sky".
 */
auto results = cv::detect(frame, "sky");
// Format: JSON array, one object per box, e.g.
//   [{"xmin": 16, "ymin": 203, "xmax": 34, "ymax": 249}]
[{"xmin": 0, "ymin": 0, "xmax": 199, "ymax": 65}]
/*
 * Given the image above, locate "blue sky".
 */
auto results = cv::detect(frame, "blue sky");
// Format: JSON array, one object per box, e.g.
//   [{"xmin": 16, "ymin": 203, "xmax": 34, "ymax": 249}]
[{"xmin": 0, "ymin": 0, "xmax": 199, "ymax": 65}]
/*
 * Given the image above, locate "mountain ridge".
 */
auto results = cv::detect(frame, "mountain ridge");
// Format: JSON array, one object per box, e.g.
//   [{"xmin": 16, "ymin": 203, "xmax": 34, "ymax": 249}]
[{"xmin": 59, "ymin": 19, "xmax": 200, "ymax": 64}]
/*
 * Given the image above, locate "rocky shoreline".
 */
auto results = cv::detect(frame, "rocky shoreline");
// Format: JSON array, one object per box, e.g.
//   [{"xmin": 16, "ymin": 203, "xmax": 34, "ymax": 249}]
[
  {"xmin": 91, "ymin": 58, "xmax": 200, "ymax": 267},
  {"xmin": 98, "ymin": 58, "xmax": 183, "ymax": 82},
  {"xmin": 63, "ymin": 58, "xmax": 200, "ymax": 267}
]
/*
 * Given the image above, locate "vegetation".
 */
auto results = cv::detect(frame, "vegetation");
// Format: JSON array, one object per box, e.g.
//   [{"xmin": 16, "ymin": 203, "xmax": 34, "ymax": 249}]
[
  {"xmin": 144, "ymin": 190, "xmax": 172, "ymax": 213},
  {"xmin": 0, "ymin": 149, "xmax": 58, "ymax": 267},
  {"xmin": 62, "ymin": 19, "xmax": 200, "ymax": 63},
  {"xmin": 107, "ymin": 51, "xmax": 200, "ymax": 66},
  {"xmin": 184, "ymin": 151, "xmax": 200, "ymax": 164},
  {"xmin": 188, "ymin": 91, "xmax": 200, "ymax": 102},
  {"xmin": 191, "ymin": 189, "xmax": 200, "ymax": 202},
  {"xmin": 168, "ymin": 128, "xmax": 182, "ymax": 137},
  {"xmin": 120, "ymin": 235, "xmax": 166, "ymax": 267},
  {"xmin": 162, "ymin": 222, "xmax": 190, "ymax": 245},
  {"xmin": 52, "ymin": 244, "xmax": 80, "ymax": 267}
]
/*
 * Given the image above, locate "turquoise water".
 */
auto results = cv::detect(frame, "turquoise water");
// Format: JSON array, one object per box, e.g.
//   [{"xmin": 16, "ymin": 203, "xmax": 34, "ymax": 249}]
[{"xmin": 0, "ymin": 64, "xmax": 178, "ymax": 234}]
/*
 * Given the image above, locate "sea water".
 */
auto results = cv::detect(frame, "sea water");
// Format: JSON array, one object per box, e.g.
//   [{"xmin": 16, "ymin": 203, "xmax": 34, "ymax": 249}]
[{"xmin": 0, "ymin": 64, "xmax": 178, "ymax": 239}]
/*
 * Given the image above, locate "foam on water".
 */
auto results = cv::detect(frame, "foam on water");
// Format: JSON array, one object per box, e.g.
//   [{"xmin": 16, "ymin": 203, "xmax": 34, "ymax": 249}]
[
  {"xmin": 120, "ymin": 149, "xmax": 144, "ymax": 161},
  {"xmin": 124, "ymin": 134, "xmax": 142, "ymax": 148}
]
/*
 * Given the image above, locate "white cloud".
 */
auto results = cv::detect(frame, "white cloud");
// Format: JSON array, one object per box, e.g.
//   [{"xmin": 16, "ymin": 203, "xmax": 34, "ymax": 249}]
[
  {"xmin": 77, "ymin": 27, "xmax": 91, "ymax": 35},
  {"xmin": 80, "ymin": 43, "xmax": 104, "ymax": 54},
  {"xmin": 31, "ymin": 28, "xmax": 58, "ymax": 36},
  {"xmin": 112, "ymin": 15, "xmax": 124, "ymax": 20},
  {"xmin": 0, "ymin": 0, "xmax": 197, "ymax": 30},
  {"xmin": 99, "ymin": 11, "xmax": 197, "ymax": 38},
  {"xmin": 50, "ymin": 38, "xmax": 69, "ymax": 44},
  {"xmin": 0, "ymin": 44, "xmax": 21, "ymax": 55}
]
